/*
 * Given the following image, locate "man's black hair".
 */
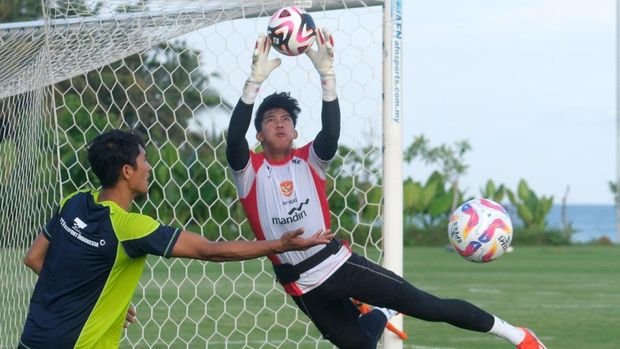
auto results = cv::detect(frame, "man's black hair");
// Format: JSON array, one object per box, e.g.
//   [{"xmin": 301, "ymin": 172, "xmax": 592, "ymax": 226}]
[
  {"xmin": 87, "ymin": 129, "xmax": 145, "ymax": 188},
  {"xmin": 254, "ymin": 92, "xmax": 301, "ymax": 132}
]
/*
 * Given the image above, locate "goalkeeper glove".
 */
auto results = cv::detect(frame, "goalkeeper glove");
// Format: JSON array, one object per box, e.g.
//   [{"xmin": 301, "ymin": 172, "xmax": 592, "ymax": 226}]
[
  {"xmin": 241, "ymin": 34, "xmax": 281, "ymax": 104},
  {"xmin": 306, "ymin": 28, "xmax": 336, "ymax": 101}
]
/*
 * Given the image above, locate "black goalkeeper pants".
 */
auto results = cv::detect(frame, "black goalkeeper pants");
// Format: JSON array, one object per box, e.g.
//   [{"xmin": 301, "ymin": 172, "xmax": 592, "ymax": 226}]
[{"xmin": 291, "ymin": 252, "xmax": 495, "ymax": 349}]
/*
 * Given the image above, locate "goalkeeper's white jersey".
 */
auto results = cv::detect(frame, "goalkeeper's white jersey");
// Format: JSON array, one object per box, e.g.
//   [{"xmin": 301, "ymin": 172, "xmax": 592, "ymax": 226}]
[{"xmin": 231, "ymin": 142, "xmax": 351, "ymax": 296}]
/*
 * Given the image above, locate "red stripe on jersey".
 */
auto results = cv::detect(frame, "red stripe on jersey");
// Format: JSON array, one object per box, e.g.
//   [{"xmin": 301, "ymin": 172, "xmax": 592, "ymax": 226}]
[
  {"xmin": 297, "ymin": 144, "xmax": 331, "ymax": 229},
  {"xmin": 283, "ymin": 282, "xmax": 303, "ymax": 295}
]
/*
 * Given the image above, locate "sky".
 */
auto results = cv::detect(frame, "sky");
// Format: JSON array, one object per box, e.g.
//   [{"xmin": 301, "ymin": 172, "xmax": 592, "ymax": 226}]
[
  {"xmin": 3, "ymin": 1, "xmax": 613, "ymax": 204},
  {"xmin": 403, "ymin": 0, "xmax": 616, "ymax": 204},
  {"xmin": 186, "ymin": 0, "xmax": 616, "ymax": 205}
]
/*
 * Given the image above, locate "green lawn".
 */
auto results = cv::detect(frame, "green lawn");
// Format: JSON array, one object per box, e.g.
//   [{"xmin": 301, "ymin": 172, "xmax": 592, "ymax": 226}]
[
  {"xmin": 398, "ymin": 245, "xmax": 620, "ymax": 349},
  {"xmin": 4, "ymin": 246, "xmax": 619, "ymax": 348}
]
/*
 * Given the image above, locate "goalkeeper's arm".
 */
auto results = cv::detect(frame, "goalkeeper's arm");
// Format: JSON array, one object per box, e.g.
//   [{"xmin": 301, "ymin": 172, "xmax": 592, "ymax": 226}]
[
  {"xmin": 226, "ymin": 100, "xmax": 253, "ymax": 171},
  {"xmin": 307, "ymin": 28, "xmax": 340, "ymax": 161},
  {"xmin": 226, "ymin": 34, "xmax": 281, "ymax": 171}
]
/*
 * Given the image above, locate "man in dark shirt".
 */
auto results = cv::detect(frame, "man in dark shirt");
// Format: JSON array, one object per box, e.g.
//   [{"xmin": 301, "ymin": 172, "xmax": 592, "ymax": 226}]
[{"xmin": 19, "ymin": 129, "xmax": 334, "ymax": 349}]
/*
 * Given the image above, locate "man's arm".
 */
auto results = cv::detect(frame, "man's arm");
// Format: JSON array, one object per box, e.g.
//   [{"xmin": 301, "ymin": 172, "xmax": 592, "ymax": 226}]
[
  {"xmin": 170, "ymin": 228, "xmax": 334, "ymax": 261},
  {"xmin": 306, "ymin": 28, "xmax": 340, "ymax": 161},
  {"xmin": 23, "ymin": 232, "xmax": 49, "ymax": 274},
  {"xmin": 227, "ymin": 34, "xmax": 281, "ymax": 170}
]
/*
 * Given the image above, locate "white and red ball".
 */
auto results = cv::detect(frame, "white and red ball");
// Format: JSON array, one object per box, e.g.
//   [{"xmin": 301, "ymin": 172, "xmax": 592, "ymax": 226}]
[
  {"xmin": 267, "ymin": 6, "xmax": 317, "ymax": 56},
  {"xmin": 448, "ymin": 198, "xmax": 513, "ymax": 263}
]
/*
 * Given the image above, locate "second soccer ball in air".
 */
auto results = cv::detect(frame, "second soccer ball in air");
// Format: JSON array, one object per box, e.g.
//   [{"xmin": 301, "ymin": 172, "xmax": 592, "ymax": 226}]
[
  {"xmin": 267, "ymin": 6, "xmax": 317, "ymax": 56},
  {"xmin": 448, "ymin": 198, "xmax": 513, "ymax": 263}
]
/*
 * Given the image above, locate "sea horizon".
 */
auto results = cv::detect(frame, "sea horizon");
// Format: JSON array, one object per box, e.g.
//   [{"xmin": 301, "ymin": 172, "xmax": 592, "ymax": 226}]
[{"xmin": 543, "ymin": 204, "xmax": 616, "ymax": 243}]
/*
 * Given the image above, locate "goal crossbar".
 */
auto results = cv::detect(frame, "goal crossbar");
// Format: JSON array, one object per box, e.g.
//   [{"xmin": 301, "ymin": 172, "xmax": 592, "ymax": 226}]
[{"xmin": 0, "ymin": 0, "xmax": 384, "ymax": 99}]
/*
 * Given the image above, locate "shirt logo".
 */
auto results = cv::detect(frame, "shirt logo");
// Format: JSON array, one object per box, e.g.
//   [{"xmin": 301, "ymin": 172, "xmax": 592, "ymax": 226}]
[
  {"xmin": 60, "ymin": 217, "xmax": 101, "ymax": 248},
  {"xmin": 288, "ymin": 198, "xmax": 309, "ymax": 215},
  {"xmin": 271, "ymin": 199, "xmax": 310, "ymax": 225},
  {"xmin": 73, "ymin": 217, "xmax": 87, "ymax": 230},
  {"xmin": 280, "ymin": 180, "xmax": 294, "ymax": 197},
  {"xmin": 272, "ymin": 210, "xmax": 307, "ymax": 225}
]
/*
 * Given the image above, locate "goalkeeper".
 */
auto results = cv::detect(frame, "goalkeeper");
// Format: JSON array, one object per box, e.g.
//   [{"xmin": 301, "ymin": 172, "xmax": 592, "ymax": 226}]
[
  {"xmin": 18, "ymin": 129, "xmax": 334, "ymax": 349},
  {"xmin": 225, "ymin": 28, "xmax": 547, "ymax": 349}
]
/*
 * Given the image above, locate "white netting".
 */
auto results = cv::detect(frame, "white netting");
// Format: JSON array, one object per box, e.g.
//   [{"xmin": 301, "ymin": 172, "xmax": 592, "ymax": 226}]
[{"xmin": 0, "ymin": 1, "xmax": 386, "ymax": 347}]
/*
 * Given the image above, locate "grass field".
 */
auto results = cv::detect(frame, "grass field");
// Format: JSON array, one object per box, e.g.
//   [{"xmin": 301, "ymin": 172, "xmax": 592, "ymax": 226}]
[
  {"xmin": 3, "ymin": 245, "xmax": 619, "ymax": 348},
  {"xmin": 398, "ymin": 245, "xmax": 620, "ymax": 349}
]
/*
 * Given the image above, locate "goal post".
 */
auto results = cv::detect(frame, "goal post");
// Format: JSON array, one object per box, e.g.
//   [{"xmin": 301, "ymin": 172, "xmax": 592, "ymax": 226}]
[
  {"xmin": 0, "ymin": 1, "xmax": 404, "ymax": 347},
  {"xmin": 382, "ymin": 1, "xmax": 404, "ymax": 348}
]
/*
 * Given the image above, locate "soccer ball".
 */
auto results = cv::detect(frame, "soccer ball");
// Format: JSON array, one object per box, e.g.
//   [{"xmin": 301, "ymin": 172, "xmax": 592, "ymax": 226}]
[
  {"xmin": 448, "ymin": 198, "xmax": 513, "ymax": 263},
  {"xmin": 267, "ymin": 6, "xmax": 317, "ymax": 56}
]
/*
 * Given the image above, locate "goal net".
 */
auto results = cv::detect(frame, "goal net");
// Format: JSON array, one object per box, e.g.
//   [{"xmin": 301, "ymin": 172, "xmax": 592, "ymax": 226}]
[{"xmin": 0, "ymin": 1, "xmax": 393, "ymax": 347}]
